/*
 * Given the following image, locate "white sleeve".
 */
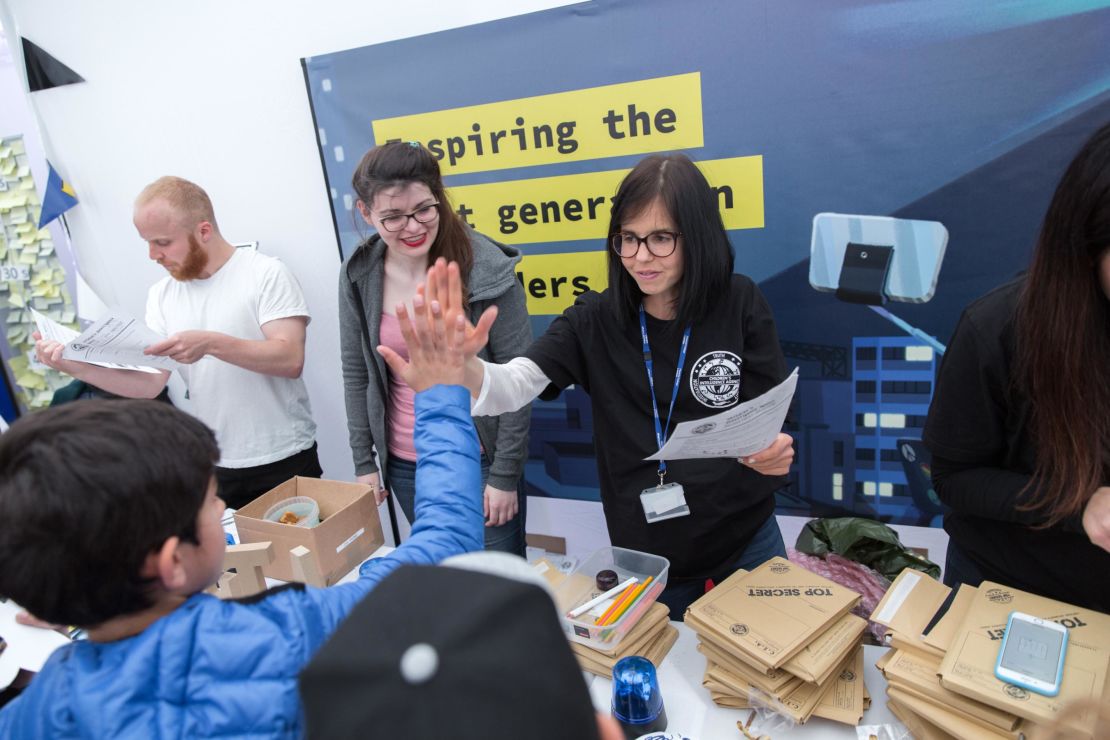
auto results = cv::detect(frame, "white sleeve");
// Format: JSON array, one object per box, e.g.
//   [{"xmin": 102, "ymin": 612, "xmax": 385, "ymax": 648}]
[
  {"xmin": 257, "ymin": 256, "xmax": 311, "ymax": 326},
  {"xmin": 472, "ymin": 356, "xmax": 551, "ymax": 416}
]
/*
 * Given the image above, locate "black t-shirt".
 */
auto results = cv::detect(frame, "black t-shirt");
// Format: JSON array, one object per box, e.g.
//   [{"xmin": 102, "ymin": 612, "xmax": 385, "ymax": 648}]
[
  {"xmin": 924, "ymin": 278, "xmax": 1110, "ymax": 612},
  {"xmin": 526, "ymin": 274, "xmax": 788, "ymax": 582}
]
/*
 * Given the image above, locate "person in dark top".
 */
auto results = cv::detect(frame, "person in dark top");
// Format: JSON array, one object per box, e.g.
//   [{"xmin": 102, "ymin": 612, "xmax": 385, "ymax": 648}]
[
  {"xmin": 924, "ymin": 122, "xmax": 1110, "ymax": 612},
  {"xmin": 383, "ymin": 154, "xmax": 795, "ymax": 619}
]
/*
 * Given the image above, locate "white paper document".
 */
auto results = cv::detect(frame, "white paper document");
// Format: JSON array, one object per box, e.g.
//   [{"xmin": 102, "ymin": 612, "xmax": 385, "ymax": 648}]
[
  {"xmin": 646, "ymin": 368, "xmax": 799, "ymax": 461},
  {"xmin": 32, "ymin": 309, "xmax": 175, "ymax": 373}
]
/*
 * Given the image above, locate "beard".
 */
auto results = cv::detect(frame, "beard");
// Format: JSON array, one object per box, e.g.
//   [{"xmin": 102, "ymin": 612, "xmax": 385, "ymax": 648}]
[{"xmin": 168, "ymin": 233, "xmax": 209, "ymax": 281}]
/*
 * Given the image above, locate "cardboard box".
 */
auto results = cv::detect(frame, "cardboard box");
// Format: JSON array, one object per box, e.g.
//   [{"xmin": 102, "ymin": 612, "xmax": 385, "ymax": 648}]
[
  {"xmin": 938, "ymin": 581, "xmax": 1110, "ymax": 736},
  {"xmin": 575, "ymin": 624, "xmax": 678, "ymax": 678},
  {"xmin": 888, "ymin": 686, "xmax": 1017, "ymax": 740},
  {"xmin": 686, "ymin": 557, "xmax": 860, "ymax": 669},
  {"xmin": 234, "ymin": 476, "xmax": 383, "ymax": 586}
]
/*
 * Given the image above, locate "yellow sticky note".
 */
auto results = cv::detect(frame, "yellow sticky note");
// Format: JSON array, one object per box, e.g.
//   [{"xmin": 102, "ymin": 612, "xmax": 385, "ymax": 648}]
[
  {"xmin": 8, "ymin": 292, "xmax": 26, "ymax": 307},
  {"xmin": 16, "ymin": 372, "xmax": 46, "ymax": 391},
  {"xmin": 18, "ymin": 251, "xmax": 38, "ymax": 266}
]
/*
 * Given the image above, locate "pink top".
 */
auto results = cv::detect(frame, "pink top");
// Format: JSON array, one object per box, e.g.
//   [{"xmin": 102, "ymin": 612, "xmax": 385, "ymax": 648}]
[{"xmin": 379, "ymin": 313, "xmax": 418, "ymax": 461}]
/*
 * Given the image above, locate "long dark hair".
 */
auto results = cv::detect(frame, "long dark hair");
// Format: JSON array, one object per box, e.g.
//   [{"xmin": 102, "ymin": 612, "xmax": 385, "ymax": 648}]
[
  {"xmin": 1015, "ymin": 122, "xmax": 1110, "ymax": 526},
  {"xmin": 606, "ymin": 154, "xmax": 734, "ymax": 328},
  {"xmin": 351, "ymin": 142, "xmax": 474, "ymax": 291}
]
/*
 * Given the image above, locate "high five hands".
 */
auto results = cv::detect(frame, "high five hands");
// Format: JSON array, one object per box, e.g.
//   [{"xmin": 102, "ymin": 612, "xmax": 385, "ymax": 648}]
[{"xmin": 376, "ymin": 259, "xmax": 498, "ymax": 392}]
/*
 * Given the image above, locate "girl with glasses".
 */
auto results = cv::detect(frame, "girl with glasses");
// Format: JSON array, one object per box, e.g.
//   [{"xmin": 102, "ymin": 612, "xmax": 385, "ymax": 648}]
[
  {"xmin": 386, "ymin": 153, "xmax": 795, "ymax": 619},
  {"xmin": 924, "ymin": 122, "xmax": 1110, "ymax": 612},
  {"xmin": 339, "ymin": 141, "xmax": 532, "ymax": 555}
]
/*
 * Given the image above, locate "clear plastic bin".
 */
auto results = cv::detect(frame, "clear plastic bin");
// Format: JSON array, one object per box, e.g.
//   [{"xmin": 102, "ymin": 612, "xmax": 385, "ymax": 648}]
[{"xmin": 554, "ymin": 547, "xmax": 669, "ymax": 649}]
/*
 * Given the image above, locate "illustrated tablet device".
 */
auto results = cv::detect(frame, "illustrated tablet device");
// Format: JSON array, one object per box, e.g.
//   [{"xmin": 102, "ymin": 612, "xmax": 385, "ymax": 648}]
[{"xmin": 809, "ymin": 213, "xmax": 948, "ymax": 303}]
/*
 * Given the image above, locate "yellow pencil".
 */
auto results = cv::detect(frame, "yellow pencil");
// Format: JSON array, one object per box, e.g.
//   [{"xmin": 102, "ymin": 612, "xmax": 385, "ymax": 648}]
[{"xmin": 601, "ymin": 576, "xmax": 653, "ymax": 626}]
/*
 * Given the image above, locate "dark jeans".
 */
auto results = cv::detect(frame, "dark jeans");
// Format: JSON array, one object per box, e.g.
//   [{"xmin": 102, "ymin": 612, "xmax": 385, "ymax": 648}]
[
  {"xmin": 657, "ymin": 513, "xmax": 788, "ymax": 621},
  {"xmin": 386, "ymin": 453, "xmax": 527, "ymax": 556},
  {"xmin": 216, "ymin": 443, "xmax": 323, "ymax": 511},
  {"xmin": 942, "ymin": 539, "xmax": 985, "ymax": 590}
]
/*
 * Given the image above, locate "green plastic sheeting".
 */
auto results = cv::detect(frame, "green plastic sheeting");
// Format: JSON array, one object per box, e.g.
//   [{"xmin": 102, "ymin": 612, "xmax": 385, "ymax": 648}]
[{"xmin": 795, "ymin": 517, "xmax": 941, "ymax": 581}]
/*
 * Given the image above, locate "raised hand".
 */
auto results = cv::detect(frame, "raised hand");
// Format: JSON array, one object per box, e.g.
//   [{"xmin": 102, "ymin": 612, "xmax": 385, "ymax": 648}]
[
  {"xmin": 422, "ymin": 258, "xmax": 497, "ymax": 361},
  {"xmin": 377, "ymin": 289, "xmax": 467, "ymax": 392}
]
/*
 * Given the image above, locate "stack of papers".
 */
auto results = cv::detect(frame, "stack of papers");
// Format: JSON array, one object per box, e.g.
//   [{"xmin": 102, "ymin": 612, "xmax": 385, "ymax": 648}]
[{"xmin": 685, "ymin": 557, "xmax": 868, "ymax": 726}]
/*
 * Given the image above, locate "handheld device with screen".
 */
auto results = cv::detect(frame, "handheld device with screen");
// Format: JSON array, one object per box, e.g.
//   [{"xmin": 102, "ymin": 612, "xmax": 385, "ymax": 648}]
[{"xmin": 994, "ymin": 611, "xmax": 1068, "ymax": 696}]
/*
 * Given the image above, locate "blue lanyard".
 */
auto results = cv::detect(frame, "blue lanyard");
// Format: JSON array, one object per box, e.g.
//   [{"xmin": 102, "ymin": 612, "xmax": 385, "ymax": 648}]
[{"xmin": 639, "ymin": 305, "xmax": 691, "ymax": 485}]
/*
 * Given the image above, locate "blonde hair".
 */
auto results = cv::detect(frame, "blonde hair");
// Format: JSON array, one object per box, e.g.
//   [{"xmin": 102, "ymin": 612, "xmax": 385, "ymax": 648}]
[{"xmin": 135, "ymin": 176, "xmax": 219, "ymax": 231}]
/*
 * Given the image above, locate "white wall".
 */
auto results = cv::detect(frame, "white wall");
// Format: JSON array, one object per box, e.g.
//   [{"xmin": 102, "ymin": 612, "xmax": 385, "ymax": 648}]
[{"xmin": 0, "ymin": 0, "xmax": 576, "ymax": 487}]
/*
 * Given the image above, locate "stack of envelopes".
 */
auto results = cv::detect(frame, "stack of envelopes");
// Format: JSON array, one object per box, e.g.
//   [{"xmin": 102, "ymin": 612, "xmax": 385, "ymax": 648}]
[
  {"xmin": 569, "ymin": 601, "xmax": 679, "ymax": 677},
  {"xmin": 871, "ymin": 569, "xmax": 1110, "ymax": 739},
  {"xmin": 684, "ymin": 556, "xmax": 869, "ymax": 726}
]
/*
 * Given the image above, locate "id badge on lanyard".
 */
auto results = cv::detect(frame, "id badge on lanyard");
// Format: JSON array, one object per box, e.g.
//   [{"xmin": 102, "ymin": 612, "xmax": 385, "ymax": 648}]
[{"xmin": 638, "ymin": 305, "xmax": 692, "ymax": 524}]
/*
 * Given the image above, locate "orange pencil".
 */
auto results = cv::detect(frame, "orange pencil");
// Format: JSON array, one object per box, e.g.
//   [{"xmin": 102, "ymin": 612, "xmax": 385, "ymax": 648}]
[
  {"xmin": 593, "ymin": 580, "xmax": 639, "ymax": 625},
  {"xmin": 600, "ymin": 576, "xmax": 653, "ymax": 626}
]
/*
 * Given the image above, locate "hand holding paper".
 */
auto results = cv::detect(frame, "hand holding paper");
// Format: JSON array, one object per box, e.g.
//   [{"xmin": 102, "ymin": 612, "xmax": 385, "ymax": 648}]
[
  {"xmin": 144, "ymin": 330, "xmax": 215, "ymax": 365},
  {"xmin": 32, "ymin": 309, "xmax": 168, "ymax": 374},
  {"xmin": 645, "ymin": 368, "xmax": 799, "ymax": 462}
]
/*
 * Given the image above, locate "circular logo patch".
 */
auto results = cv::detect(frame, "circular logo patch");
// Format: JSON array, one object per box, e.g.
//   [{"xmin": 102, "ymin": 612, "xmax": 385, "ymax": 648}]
[
  {"xmin": 839, "ymin": 669, "xmax": 856, "ymax": 682},
  {"xmin": 1004, "ymin": 684, "xmax": 1029, "ymax": 701},
  {"xmin": 986, "ymin": 588, "xmax": 1013, "ymax": 604},
  {"xmin": 770, "ymin": 562, "xmax": 790, "ymax": 574},
  {"xmin": 731, "ymin": 624, "xmax": 749, "ymax": 636},
  {"xmin": 689, "ymin": 351, "xmax": 742, "ymax": 408}
]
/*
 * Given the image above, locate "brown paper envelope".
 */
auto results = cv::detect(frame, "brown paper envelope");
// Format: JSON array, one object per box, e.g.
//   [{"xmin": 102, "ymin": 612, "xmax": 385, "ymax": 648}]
[
  {"xmin": 710, "ymin": 692, "xmax": 751, "ymax": 709},
  {"xmin": 887, "ymin": 697, "xmax": 959, "ymax": 740},
  {"xmin": 810, "ymin": 646, "xmax": 866, "ymax": 726},
  {"xmin": 569, "ymin": 602, "xmax": 669, "ymax": 660},
  {"xmin": 775, "ymin": 650, "xmax": 857, "ymax": 724},
  {"xmin": 686, "ymin": 557, "xmax": 860, "ymax": 669},
  {"xmin": 889, "ymin": 685, "xmax": 1017, "ymax": 740},
  {"xmin": 531, "ymin": 557, "xmax": 567, "ymax": 589},
  {"xmin": 575, "ymin": 624, "xmax": 679, "ymax": 678},
  {"xmin": 888, "ymin": 628, "xmax": 946, "ymax": 659},
  {"xmin": 871, "ymin": 567, "xmax": 951, "ymax": 632},
  {"xmin": 782, "ymin": 612, "xmax": 867, "ymax": 684},
  {"xmin": 705, "ymin": 661, "xmax": 806, "ymax": 705},
  {"xmin": 938, "ymin": 581, "xmax": 1110, "ymax": 735},
  {"xmin": 696, "ymin": 640, "xmax": 798, "ymax": 693},
  {"xmin": 922, "ymin": 583, "xmax": 977, "ymax": 653},
  {"xmin": 874, "ymin": 646, "xmax": 895, "ymax": 673},
  {"xmin": 887, "ymin": 677, "xmax": 1023, "ymax": 738},
  {"xmin": 883, "ymin": 647, "xmax": 1020, "ymax": 731}
]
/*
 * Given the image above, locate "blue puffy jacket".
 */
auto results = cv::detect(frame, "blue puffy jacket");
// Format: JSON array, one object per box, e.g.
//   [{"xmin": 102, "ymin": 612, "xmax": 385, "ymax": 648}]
[{"xmin": 0, "ymin": 385, "xmax": 484, "ymax": 739}]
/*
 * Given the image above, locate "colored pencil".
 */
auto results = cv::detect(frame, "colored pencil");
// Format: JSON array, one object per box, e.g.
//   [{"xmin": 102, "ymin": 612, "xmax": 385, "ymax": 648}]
[
  {"xmin": 600, "ymin": 576, "xmax": 653, "ymax": 627},
  {"xmin": 593, "ymin": 579, "xmax": 641, "ymax": 625},
  {"xmin": 568, "ymin": 576, "xmax": 637, "ymax": 618}
]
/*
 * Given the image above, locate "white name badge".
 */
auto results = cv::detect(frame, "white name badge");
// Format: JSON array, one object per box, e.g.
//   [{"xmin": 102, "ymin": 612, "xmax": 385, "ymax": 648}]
[{"xmin": 640, "ymin": 482, "xmax": 690, "ymax": 524}]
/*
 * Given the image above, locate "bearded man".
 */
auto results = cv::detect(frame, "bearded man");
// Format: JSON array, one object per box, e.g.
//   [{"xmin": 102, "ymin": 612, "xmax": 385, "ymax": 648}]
[{"xmin": 35, "ymin": 177, "xmax": 320, "ymax": 508}]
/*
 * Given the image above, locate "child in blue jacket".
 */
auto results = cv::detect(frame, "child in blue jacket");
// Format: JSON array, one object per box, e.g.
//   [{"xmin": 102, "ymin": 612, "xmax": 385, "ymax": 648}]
[{"xmin": 0, "ymin": 280, "xmax": 484, "ymax": 738}]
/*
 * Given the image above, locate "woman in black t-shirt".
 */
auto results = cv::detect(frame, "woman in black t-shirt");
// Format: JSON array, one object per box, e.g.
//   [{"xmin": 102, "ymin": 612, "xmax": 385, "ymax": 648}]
[
  {"xmin": 924, "ymin": 122, "xmax": 1110, "ymax": 611},
  {"xmin": 383, "ymin": 154, "xmax": 795, "ymax": 618}
]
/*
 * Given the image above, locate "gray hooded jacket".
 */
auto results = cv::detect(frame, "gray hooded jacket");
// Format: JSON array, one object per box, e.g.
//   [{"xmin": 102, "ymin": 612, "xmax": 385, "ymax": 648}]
[{"xmin": 338, "ymin": 229, "xmax": 532, "ymax": 490}]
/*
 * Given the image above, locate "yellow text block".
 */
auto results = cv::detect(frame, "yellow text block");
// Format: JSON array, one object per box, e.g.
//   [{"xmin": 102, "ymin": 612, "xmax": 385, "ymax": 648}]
[
  {"xmin": 373, "ymin": 73, "xmax": 703, "ymax": 175},
  {"xmin": 515, "ymin": 250, "xmax": 607, "ymax": 316},
  {"xmin": 447, "ymin": 155, "xmax": 763, "ymax": 244}
]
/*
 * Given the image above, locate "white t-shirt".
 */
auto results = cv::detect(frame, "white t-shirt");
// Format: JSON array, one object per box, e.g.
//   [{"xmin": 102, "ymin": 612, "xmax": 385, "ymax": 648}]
[{"xmin": 145, "ymin": 249, "xmax": 316, "ymax": 468}]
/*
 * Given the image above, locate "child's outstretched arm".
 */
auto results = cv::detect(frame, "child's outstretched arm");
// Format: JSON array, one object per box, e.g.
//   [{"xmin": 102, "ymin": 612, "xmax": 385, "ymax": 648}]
[{"xmin": 295, "ymin": 261, "xmax": 486, "ymax": 641}]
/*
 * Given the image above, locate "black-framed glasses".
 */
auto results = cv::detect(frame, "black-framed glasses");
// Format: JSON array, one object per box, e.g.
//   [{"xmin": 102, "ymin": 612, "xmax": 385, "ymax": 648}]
[
  {"xmin": 610, "ymin": 230, "xmax": 682, "ymax": 258},
  {"xmin": 376, "ymin": 202, "xmax": 440, "ymax": 232}
]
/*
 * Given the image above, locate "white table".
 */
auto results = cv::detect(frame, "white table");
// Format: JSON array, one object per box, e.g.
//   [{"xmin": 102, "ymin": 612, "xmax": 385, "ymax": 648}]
[{"xmin": 585, "ymin": 623, "xmax": 898, "ymax": 739}]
